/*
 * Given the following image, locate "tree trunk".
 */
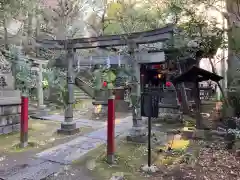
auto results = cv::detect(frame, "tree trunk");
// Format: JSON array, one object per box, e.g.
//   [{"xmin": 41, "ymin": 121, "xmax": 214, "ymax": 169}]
[
  {"xmin": 176, "ymin": 61, "xmax": 190, "ymax": 114},
  {"xmin": 35, "ymin": 14, "xmax": 40, "ymax": 57},
  {"xmin": 208, "ymin": 58, "xmax": 229, "ymax": 107},
  {"xmin": 3, "ymin": 18, "xmax": 9, "ymax": 50},
  {"xmin": 194, "ymin": 80, "xmax": 202, "ymax": 129},
  {"xmin": 26, "ymin": 11, "xmax": 34, "ymax": 55}
]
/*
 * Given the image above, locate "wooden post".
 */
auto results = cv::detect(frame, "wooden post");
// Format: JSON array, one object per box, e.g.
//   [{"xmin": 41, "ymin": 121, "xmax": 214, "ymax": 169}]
[
  {"xmin": 194, "ymin": 80, "xmax": 202, "ymax": 129},
  {"xmin": 107, "ymin": 95, "xmax": 115, "ymax": 164},
  {"xmin": 20, "ymin": 96, "xmax": 28, "ymax": 148}
]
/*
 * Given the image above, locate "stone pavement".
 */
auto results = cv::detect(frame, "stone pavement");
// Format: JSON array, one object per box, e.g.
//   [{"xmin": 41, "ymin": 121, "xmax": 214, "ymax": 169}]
[{"xmin": 0, "ymin": 116, "xmax": 132, "ymax": 180}]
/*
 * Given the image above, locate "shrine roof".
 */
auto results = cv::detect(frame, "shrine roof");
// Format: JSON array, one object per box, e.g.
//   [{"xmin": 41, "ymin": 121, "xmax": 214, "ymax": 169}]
[{"xmin": 173, "ymin": 66, "xmax": 223, "ymax": 83}]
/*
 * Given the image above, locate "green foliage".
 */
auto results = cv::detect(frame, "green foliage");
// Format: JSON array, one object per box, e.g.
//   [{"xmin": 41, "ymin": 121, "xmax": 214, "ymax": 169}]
[
  {"xmin": 104, "ymin": 0, "xmax": 166, "ymax": 35},
  {"xmin": 92, "ymin": 69, "xmax": 102, "ymax": 90},
  {"xmin": 8, "ymin": 46, "xmax": 36, "ymax": 96},
  {"xmin": 92, "ymin": 67, "xmax": 117, "ymax": 90},
  {"xmin": 43, "ymin": 68, "xmax": 68, "ymax": 107}
]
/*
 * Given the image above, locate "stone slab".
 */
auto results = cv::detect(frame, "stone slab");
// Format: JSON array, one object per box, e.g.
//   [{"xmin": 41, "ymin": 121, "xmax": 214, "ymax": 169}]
[
  {"xmin": 5, "ymin": 161, "xmax": 62, "ymax": 180},
  {"xmin": 36, "ymin": 136, "xmax": 105, "ymax": 164},
  {"xmin": 35, "ymin": 116, "xmax": 132, "ymax": 165},
  {"xmin": 85, "ymin": 128, "xmax": 108, "ymax": 141},
  {"xmin": 75, "ymin": 119, "xmax": 105, "ymax": 129},
  {"xmin": 0, "ymin": 159, "xmax": 46, "ymax": 178}
]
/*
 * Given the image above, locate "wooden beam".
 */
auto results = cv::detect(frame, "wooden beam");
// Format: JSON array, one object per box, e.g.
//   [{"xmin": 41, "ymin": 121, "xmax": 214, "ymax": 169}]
[{"xmin": 36, "ymin": 25, "xmax": 175, "ymax": 50}]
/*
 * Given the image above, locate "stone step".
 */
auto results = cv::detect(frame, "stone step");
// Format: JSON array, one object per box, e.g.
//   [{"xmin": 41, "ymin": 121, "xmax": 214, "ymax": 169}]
[{"xmin": 74, "ymin": 89, "xmax": 91, "ymax": 100}]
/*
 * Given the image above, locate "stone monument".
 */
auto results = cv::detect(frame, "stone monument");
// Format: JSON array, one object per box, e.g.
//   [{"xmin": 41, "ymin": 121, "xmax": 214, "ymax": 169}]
[
  {"xmin": 158, "ymin": 83, "xmax": 182, "ymax": 123},
  {"xmin": 0, "ymin": 52, "xmax": 21, "ymax": 135}
]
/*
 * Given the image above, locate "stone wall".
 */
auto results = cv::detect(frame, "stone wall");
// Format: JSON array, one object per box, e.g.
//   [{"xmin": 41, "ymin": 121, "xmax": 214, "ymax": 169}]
[
  {"xmin": 0, "ymin": 101, "xmax": 21, "ymax": 135},
  {"xmin": 0, "ymin": 52, "xmax": 21, "ymax": 135}
]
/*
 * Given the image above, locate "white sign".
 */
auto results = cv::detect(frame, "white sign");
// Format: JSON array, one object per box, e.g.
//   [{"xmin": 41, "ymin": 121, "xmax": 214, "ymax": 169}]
[{"xmin": 137, "ymin": 52, "xmax": 165, "ymax": 63}]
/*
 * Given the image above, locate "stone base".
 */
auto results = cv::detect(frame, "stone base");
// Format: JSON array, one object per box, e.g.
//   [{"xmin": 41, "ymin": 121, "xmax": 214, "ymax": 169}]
[
  {"xmin": 181, "ymin": 128, "xmax": 212, "ymax": 140},
  {"xmin": 126, "ymin": 126, "xmax": 147, "ymax": 143},
  {"xmin": 57, "ymin": 123, "xmax": 79, "ymax": 135},
  {"xmin": 157, "ymin": 112, "xmax": 183, "ymax": 123},
  {"xmin": 115, "ymin": 100, "xmax": 131, "ymax": 112},
  {"xmin": 192, "ymin": 129, "xmax": 212, "ymax": 140},
  {"xmin": 107, "ymin": 154, "xmax": 115, "ymax": 164}
]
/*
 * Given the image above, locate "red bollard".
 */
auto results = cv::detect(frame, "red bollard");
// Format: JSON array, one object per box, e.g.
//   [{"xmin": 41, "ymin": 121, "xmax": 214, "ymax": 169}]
[
  {"xmin": 20, "ymin": 96, "xmax": 29, "ymax": 148},
  {"xmin": 107, "ymin": 95, "xmax": 115, "ymax": 164}
]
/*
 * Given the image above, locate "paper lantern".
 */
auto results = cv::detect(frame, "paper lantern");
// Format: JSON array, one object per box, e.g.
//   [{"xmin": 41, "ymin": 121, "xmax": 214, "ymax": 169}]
[
  {"xmin": 103, "ymin": 81, "xmax": 107, "ymax": 87},
  {"xmin": 166, "ymin": 81, "xmax": 172, "ymax": 87}
]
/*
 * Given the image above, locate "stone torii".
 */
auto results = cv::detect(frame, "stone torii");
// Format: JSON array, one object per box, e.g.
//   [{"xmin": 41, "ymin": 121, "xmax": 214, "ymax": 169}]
[{"xmin": 36, "ymin": 24, "xmax": 175, "ymax": 140}]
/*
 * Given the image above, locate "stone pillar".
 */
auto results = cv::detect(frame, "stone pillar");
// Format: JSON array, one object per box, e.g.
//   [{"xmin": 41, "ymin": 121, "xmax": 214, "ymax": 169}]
[
  {"xmin": 126, "ymin": 42, "xmax": 147, "ymax": 143},
  {"xmin": 37, "ymin": 63, "xmax": 44, "ymax": 108},
  {"xmin": 32, "ymin": 63, "xmax": 50, "ymax": 117},
  {"xmin": 58, "ymin": 49, "xmax": 79, "ymax": 135}
]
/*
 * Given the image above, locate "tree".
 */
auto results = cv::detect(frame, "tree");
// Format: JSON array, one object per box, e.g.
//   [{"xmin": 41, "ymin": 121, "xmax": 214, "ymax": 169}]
[{"xmin": 0, "ymin": 0, "xmax": 29, "ymax": 49}]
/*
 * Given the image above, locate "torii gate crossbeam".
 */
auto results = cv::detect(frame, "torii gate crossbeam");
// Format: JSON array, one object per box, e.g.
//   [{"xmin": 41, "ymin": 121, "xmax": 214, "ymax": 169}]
[{"xmin": 36, "ymin": 25, "xmax": 175, "ymax": 49}]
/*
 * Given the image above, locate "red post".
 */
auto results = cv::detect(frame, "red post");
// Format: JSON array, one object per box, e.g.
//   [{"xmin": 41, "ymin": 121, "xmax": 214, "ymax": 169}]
[
  {"xmin": 20, "ymin": 96, "xmax": 29, "ymax": 148},
  {"xmin": 107, "ymin": 95, "xmax": 115, "ymax": 164}
]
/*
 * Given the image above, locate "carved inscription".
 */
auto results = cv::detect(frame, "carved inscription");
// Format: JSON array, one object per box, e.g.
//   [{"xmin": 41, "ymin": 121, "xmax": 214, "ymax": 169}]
[{"xmin": 0, "ymin": 76, "xmax": 7, "ymax": 88}]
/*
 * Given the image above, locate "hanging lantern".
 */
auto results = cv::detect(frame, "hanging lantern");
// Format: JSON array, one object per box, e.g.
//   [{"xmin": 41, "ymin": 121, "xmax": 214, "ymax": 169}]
[
  {"xmin": 166, "ymin": 81, "xmax": 172, "ymax": 87},
  {"xmin": 157, "ymin": 74, "xmax": 162, "ymax": 79},
  {"xmin": 103, "ymin": 81, "xmax": 107, "ymax": 87}
]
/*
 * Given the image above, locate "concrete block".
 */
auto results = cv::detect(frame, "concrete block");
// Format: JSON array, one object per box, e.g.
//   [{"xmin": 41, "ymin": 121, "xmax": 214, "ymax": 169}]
[
  {"xmin": 12, "ymin": 124, "xmax": 20, "ymax": 132},
  {"xmin": 12, "ymin": 114, "xmax": 20, "ymax": 124},
  {"xmin": 2, "ymin": 125, "xmax": 13, "ymax": 134},
  {"xmin": 2, "ymin": 106, "xmax": 14, "ymax": 114},
  {"xmin": 7, "ymin": 116, "xmax": 13, "ymax": 125},
  {"xmin": 0, "ymin": 116, "xmax": 7, "ymax": 126}
]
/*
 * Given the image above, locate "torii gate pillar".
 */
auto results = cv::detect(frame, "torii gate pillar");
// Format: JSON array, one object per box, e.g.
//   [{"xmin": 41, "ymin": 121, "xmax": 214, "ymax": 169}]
[
  {"xmin": 126, "ymin": 42, "xmax": 147, "ymax": 143},
  {"xmin": 58, "ymin": 49, "xmax": 79, "ymax": 135}
]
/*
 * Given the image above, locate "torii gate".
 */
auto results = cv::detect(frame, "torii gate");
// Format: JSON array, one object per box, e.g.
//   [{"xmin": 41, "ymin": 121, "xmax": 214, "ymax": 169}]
[{"xmin": 36, "ymin": 25, "xmax": 175, "ymax": 139}]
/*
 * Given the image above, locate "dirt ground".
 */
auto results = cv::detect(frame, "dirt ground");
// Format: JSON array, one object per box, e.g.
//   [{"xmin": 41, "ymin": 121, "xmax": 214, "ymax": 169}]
[{"xmin": 151, "ymin": 140, "xmax": 240, "ymax": 180}]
